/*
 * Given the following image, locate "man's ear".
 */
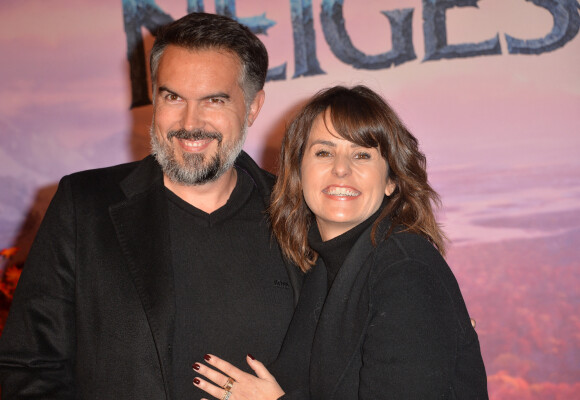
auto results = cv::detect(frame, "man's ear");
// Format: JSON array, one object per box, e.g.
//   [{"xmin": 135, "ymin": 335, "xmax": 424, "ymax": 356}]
[{"xmin": 247, "ymin": 90, "xmax": 265, "ymax": 127}]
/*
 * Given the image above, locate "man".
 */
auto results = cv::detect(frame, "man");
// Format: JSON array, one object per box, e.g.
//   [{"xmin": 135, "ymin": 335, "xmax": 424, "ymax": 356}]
[{"xmin": 0, "ymin": 13, "xmax": 301, "ymax": 399}]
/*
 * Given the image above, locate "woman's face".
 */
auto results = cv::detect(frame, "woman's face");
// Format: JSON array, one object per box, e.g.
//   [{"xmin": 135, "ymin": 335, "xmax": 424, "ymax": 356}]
[{"xmin": 300, "ymin": 112, "xmax": 394, "ymax": 241}]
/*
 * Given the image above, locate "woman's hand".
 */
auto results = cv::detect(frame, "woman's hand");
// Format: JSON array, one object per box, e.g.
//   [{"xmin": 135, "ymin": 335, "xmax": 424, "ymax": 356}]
[{"xmin": 193, "ymin": 353, "xmax": 285, "ymax": 400}]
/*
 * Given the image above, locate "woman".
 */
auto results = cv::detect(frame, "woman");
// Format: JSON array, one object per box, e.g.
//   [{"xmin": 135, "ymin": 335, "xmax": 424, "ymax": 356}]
[{"xmin": 192, "ymin": 85, "xmax": 488, "ymax": 399}]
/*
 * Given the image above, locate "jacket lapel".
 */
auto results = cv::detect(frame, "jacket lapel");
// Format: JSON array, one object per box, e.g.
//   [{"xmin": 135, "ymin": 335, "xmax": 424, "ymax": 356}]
[
  {"xmin": 310, "ymin": 225, "xmax": 377, "ymax": 399},
  {"xmin": 235, "ymin": 151, "xmax": 303, "ymax": 304},
  {"xmin": 109, "ymin": 156, "xmax": 175, "ymax": 398}
]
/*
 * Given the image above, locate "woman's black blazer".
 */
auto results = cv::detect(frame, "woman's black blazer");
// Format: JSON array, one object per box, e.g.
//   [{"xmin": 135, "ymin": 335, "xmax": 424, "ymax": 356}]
[{"xmin": 272, "ymin": 222, "xmax": 488, "ymax": 399}]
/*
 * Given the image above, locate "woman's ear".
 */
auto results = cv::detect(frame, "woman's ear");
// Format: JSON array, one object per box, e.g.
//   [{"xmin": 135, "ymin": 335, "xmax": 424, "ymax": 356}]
[{"xmin": 385, "ymin": 180, "xmax": 396, "ymax": 196}]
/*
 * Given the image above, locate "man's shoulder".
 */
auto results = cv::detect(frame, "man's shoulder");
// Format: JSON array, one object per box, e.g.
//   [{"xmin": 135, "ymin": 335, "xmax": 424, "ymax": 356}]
[
  {"xmin": 63, "ymin": 156, "xmax": 158, "ymax": 196},
  {"xmin": 235, "ymin": 151, "xmax": 276, "ymax": 192},
  {"xmin": 67, "ymin": 157, "xmax": 145, "ymax": 180}
]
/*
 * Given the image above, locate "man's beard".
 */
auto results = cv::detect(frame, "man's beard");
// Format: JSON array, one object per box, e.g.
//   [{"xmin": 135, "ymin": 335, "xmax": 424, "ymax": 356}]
[{"xmin": 150, "ymin": 123, "xmax": 247, "ymax": 186}]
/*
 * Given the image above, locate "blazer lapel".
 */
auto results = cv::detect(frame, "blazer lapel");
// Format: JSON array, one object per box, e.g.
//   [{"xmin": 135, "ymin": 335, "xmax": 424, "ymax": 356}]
[
  {"xmin": 109, "ymin": 157, "xmax": 175, "ymax": 397},
  {"xmin": 310, "ymin": 225, "xmax": 377, "ymax": 399},
  {"xmin": 268, "ymin": 261, "xmax": 326, "ymax": 394},
  {"xmin": 235, "ymin": 151, "xmax": 303, "ymax": 304}
]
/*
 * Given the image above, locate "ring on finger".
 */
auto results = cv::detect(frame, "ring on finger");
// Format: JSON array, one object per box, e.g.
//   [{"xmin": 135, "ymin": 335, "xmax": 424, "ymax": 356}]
[
  {"xmin": 222, "ymin": 390, "xmax": 232, "ymax": 400},
  {"xmin": 223, "ymin": 377, "xmax": 235, "ymax": 391}
]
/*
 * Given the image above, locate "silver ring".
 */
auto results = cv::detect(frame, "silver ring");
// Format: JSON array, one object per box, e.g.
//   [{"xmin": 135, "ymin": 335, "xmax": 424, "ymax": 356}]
[{"xmin": 222, "ymin": 390, "xmax": 232, "ymax": 400}]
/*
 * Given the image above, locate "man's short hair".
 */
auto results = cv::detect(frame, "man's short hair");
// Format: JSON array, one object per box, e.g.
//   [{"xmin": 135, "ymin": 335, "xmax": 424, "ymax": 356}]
[{"xmin": 150, "ymin": 12, "xmax": 269, "ymax": 103}]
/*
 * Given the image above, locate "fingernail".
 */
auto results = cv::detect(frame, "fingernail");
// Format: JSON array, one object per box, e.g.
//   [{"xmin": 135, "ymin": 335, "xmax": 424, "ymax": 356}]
[
  {"xmin": 192, "ymin": 363, "xmax": 200, "ymax": 370},
  {"xmin": 193, "ymin": 378, "xmax": 201, "ymax": 385},
  {"xmin": 247, "ymin": 353, "xmax": 255, "ymax": 360},
  {"xmin": 203, "ymin": 354, "xmax": 211, "ymax": 361}
]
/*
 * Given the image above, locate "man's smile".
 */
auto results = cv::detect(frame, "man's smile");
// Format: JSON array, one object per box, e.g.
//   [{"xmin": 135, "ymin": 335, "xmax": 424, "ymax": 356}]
[{"xmin": 177, "ymin": 138, "xmax": 214, "ymax": 152}]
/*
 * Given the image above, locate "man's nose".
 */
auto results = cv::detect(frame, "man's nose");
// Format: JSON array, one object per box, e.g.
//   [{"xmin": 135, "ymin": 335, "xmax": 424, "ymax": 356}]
[{"xmin": 181, "ymin": 104, "xmax": 203, "ymax": 131}]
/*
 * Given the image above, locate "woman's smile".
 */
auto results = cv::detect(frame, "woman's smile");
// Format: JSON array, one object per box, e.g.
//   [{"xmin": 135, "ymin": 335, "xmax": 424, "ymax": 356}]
[{"xmin": 322, "ymin": 185, "xmax": 361, "ymax": 198}]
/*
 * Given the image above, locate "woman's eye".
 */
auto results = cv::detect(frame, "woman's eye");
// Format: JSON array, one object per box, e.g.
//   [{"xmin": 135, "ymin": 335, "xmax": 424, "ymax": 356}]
[
  {"xmin": 354, "ymin": 152, "xmax": 371, "ymax": 160},
  {"xmin": 315, "ymin": 150, "xmax": 332, "ymax": 157}
]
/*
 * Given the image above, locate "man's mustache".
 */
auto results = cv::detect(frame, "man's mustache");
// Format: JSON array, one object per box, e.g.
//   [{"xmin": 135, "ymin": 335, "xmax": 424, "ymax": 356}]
[{"xmin": 167, "ymin": 129, "xmax": 222, "ymax": 143}]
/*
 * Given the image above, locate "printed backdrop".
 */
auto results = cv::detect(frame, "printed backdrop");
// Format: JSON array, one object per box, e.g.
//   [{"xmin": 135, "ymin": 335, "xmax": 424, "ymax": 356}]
[{"xmin": 1, "ymin": 1, "xmax": 579, "ymax": 398}]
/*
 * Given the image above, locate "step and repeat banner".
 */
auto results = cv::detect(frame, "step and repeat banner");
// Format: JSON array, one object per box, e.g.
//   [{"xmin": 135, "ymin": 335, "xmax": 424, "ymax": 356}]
[{"xmin": 1, "ymin": 1, "xmax": 579, "ymax": 398}]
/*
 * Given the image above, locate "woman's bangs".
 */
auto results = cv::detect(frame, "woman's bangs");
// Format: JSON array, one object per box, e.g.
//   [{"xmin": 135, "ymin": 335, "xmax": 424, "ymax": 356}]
[{"xmin": 328, "ymin": 101, "xmax": 382, "ymax": 149}]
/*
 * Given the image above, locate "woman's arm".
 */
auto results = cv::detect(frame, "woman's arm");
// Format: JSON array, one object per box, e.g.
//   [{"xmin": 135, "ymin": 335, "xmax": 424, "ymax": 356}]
[{"xmin": 359, "ymin": 257, "xmax": 476, "ymax": 399}]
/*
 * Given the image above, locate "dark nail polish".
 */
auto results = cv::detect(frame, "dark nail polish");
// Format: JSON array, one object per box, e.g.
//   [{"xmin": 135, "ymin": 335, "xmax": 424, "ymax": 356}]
[
  {"xmin": 193, "ymin": 378, "xmax": 200, "ymax": 385},
  {"xmin": 192, "ymin": 363, "xmax": 200, "ymax": 370},
  {"xmin": 203, "ymin": 354, "xmax": 211, "ymax": 361},
  {"xmin": 247, "ymin": 353, "xmax": 255, "ymax": 360}
]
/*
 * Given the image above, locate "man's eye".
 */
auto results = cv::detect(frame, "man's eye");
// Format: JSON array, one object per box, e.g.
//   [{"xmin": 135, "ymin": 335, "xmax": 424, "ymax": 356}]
[
  {"xmin": 354, "ymin": 152, "xmax": 371, "ymax": 160},
  {"xmin": 315, "ymin": 150, "xmax": 332, "ymax": 157},
  {"xmin": 165, "ymin": 94, "xmax": 180, "ymax": 101},
  {"xmin": 209, "ymin": 98, "xmax": 225, "ymax": 104}
]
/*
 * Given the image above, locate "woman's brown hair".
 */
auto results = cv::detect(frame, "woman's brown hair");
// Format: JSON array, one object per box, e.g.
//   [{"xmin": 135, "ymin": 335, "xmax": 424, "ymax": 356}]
[{"xmin": 270, "ymin": 85, "xmax": 446, "ymax": 272}]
